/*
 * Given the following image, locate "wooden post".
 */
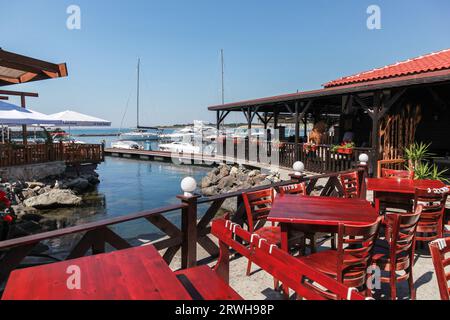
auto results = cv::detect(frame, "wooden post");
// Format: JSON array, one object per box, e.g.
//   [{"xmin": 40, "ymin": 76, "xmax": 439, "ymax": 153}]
[
  {"xmin": 371, "ymin": 92, "xmax": 381, "ymax": 174},
  {"xmin": 294, "ymin": 102, "xmax": 300, "ymax": 161},
  {"xmin": 20, "ymin": 95, "xmax": 27, "ymax": 146},
  {"xmin": 357, "ymin": 163, "xmax": 369, "ymax": 199},
  {"xmin": 246, "ymin": 108, "xmax": 252, "ymax": 161},
  {"xmin": 178, "ymin": 194, "xmax": 199, "ymax": 269}
]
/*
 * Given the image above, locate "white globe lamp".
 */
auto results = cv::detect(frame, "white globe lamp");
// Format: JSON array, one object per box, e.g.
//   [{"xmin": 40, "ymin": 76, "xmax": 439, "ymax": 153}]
[
  {"xmin": 293, "ymin": 161, "xmax": 305, "ymax": 176},
  {"xmin": 359, "ymin": 153, "xmax": 369, "ymax": 166},
  {"xmin": 181, "ymin": 177, "xmax": 197, "ymax": 197}
]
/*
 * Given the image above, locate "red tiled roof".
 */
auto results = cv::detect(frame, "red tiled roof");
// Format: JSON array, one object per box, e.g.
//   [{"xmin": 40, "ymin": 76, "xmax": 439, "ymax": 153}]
[{"xmin": 324, "ymin": 48, "xmax": 450, "ymax": 88}]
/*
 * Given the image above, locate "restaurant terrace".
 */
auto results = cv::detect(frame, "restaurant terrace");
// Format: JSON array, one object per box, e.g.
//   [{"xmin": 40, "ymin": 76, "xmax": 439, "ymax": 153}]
[
  {"xmin": 0, "ymin": 49, "xmax": 449, "ymax": 301},
  {"xmin": 209, "ymin": 48, "xmax": 450, "ymax": 177}
]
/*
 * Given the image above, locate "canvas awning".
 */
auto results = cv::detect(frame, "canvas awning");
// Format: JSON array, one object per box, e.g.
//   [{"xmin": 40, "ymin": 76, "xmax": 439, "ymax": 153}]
[
  {"xmin": 48, "ymin": 110, "xmax": 111, "ymax": 127},
  {"xmin": 0, "ymin": 101, "xmax": 63, "ymax": 125}
]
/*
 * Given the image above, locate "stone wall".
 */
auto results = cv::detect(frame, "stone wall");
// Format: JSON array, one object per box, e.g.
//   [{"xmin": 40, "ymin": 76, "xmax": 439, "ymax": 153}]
[{"xmin": 0, "ymin": 161, "xmax": 66, "ymax": 182}]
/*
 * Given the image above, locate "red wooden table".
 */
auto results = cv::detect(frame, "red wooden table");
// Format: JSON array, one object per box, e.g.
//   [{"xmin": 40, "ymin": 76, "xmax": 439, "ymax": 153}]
[
  {"xmin": 1, "ymin": 245, "xmax": 241, "ymax": 300},
  {"xmin": 268, "ymin": 195, "xmax": 379, "ymax": 252},
  {"xmin": 367, "ymin": 178, "xmax": 445, "ymax": 213}
]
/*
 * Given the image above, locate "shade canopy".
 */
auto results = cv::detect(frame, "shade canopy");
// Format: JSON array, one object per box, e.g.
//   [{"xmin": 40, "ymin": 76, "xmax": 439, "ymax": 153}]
[
  {"xmin": 0, "ymin": 101, "xmax": 63, "ymax": 125},
  {"xmin": 48, "ymin": 110, "xmax": 111, "ymax": 127}
]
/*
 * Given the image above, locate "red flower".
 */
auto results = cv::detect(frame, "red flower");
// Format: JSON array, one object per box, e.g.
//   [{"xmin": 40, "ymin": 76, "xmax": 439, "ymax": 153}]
[{"xmin": 3, "ymin": 214, "xmax": 13, "ymax": 224}]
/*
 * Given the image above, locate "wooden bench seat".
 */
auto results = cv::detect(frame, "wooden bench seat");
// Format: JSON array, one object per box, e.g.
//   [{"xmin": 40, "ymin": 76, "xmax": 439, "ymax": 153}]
[{"xmin": 175, "ymin": 265, "xmax": 243, "ymax": 300}]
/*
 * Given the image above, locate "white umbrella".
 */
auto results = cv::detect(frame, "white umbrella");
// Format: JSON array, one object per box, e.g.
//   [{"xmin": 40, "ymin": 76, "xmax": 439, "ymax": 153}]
[
  {"xmin": 48, "ymin": 110, "xmax": 111, "ymax": 127},
  {"xmin": 0, "ymin": 101, "xmax": 63, "ymax": 125}
]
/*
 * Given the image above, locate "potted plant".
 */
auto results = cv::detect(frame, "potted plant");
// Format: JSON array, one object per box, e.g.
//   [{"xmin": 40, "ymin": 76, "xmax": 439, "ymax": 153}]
[
  {"xmin": 331, "ymin": 142, "xmax": 355, "ymax": 155},
  {"xmin": 405, "ymin": 142, "xmax": 449, "ymax": 183},
  {"xmin": 303, "ymin": 143, "xmax": 317, "ymax": 153},
  {"xmin": 0, "ymin": 190, "xmax": 15, "ymax": 240}
]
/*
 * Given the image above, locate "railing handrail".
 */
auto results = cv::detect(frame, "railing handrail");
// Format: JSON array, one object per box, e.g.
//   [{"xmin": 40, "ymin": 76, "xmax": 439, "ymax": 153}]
[
  {"xmin": 198, "ymin": 168, "xmax": 364, "ymax": 204},
  {"xmin": 0, "ymin": 203, "xmax": 187, "ymax": 250}
]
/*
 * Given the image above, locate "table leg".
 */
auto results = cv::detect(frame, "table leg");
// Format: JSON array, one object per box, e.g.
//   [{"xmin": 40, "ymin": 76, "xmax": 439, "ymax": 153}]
[
  {"xmin": 281, "ymin": 224, "xmax": 289, "ymax": 252},
  {"xmin": 374, "ymin": 192, "xmax": 380, "ymax": 215},
  {"xmin": 280, "ymin": 223, "xmax": 290, "ymax": 298}
]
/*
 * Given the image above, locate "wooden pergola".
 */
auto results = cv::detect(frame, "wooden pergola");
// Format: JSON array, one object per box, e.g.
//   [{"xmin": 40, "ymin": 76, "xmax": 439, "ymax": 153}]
[
  {"xmin": 0, "ymin": 48, "xmax": 68, "ymax": 144},
  {"xmin": 208, "ymin": 49, "xmax": 450, "ymax": 173}
]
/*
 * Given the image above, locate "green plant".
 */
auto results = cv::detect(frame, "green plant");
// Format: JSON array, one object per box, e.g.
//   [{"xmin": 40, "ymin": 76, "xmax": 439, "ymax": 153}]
[
  {"xmin": 413, "ymin": 161, "xmax": 449, "ymax": 183},
  {"xmin": 404, "ymin": 142, "xmax": 434, "ymax": 170},
  {"xmin": 331, "ymin": 142, "xmax": 355, "ymax": 153}
]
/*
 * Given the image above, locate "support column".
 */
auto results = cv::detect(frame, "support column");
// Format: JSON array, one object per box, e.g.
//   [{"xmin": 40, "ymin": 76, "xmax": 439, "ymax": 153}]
[
  {"xmin": 294, "ymin": 102, "xmax": 300, "ymax": 161},
  {"xmin": 21, "ymin": 95, "xmax": 27, "ymax": 145},
  {"xmin": 371, "ymin": 92, "xmax": 381, "ymax": 174}
]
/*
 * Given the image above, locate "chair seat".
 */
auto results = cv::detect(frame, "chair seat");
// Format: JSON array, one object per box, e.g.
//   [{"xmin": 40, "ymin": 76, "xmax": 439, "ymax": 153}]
[
  {"xmin": 297, "ymin": 250, "xmax": 366, "ymax": 287},
  {"xmin": 254, "ymin": 226, "xmax": 282, "ymax": 245}
]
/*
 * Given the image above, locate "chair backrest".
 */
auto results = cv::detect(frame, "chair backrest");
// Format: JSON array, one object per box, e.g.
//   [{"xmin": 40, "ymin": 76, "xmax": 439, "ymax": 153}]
[
  {"xmin": 335, "ymin": 218, "xmax": 382, "ymax": 286},
  {"xmin": 211, "ymin": 219, "xmax": 365, "ymax": 300},
  {"xmin": 381, "ymin": 168, "xmax": 414, "ymax": 180},
  {"xmin": 339, "ymin": 171, "xmax": 360, "ymax": 199},
  {"xmin": 242, "ymin": 188, "xmax": 274, "ymax": 232},
  {"xmin": 429, "ymin": 238, "xmax": 450, "ymax": 300},
  {"xmin": 385, "ymin": 206, "xmax": 422, "ymax": 262},
  {"xmin": 279, "ymin": 182, "xmax": 307, "ymax": 196},
  {"xmin": 414, "ymin": 187, "xmax": 448, "ymax": 221}
]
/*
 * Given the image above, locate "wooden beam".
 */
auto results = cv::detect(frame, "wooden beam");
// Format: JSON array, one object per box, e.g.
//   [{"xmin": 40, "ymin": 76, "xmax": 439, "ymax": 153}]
[
  {"xmin": 0, "ymin": 90, "xmax": 39, "ymax": 97},
  {"xmin": 0, "ymin": 96, "xmax": 8, "ymax": 100},
  {"xmin": 0, "ymin": 49, "xmax": 62, "ymax": 74},
  {"xmin": 379, "ymin": 88, "xmax": 407, "ymax": 118}
]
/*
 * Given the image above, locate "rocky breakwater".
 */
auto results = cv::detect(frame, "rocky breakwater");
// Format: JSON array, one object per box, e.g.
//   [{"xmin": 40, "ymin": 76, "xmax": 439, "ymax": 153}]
[
  {"xmin": 1, "ymin": 167, "xmax": 101, "ymax": 237},
  {"xmin": 200, "ymin": 164, "xmax": 281, "ymax": 213}
]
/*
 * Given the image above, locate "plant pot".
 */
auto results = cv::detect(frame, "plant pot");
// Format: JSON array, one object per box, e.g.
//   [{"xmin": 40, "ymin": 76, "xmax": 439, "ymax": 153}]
[{"xmin": 337, "ymin": 148, "xmax": 353, "ymax": 155}]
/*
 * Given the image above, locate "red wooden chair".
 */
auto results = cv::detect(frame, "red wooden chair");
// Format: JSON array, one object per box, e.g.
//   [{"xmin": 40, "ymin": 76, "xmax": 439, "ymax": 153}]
[
  {"xmin": 340, "ymin": 171, "xmax": 360, "ymax": 199},
  {"xmin": 445, "ymin": 186, "xmax": 450, "ymax": 236},
  {"xmin": 429, "ymin": 238, "xmax": 450, "ymax": 300},
  {"xmin": 381, "ymin": 169, "xmax": 415, "ymax": 180},
  {"xmin": 242, "ymin": 188, "xmax": 304, "ymax": 276},
  {"xmin": 372, "ymin": 206, "xmax": 422, "ymax": 300},
  {"xmin": 414, "ymin": 188, "xmax": 448, "ymax": 246},
  {"xmin": 278, "ymin": 183, "xmax": 307, "ymax": 196},
  {"xmin": 297, "ymin": 217, "xmax": 382, "ymax": 299},
  {"xmin": 211, "ymin": 219, "xmax": 366, "ymax": 300}
]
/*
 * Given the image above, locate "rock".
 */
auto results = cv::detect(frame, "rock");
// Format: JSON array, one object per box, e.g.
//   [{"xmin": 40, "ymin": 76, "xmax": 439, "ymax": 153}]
[
  {"xmin": 66, "ymin": 178, "xmax": 90, "ymax": 193},
  {"xmin": 24, "ymin": 189, "xmax": 82, "ymax": 209},
  {"xmin": 248, "ymin": 170, "xmax": 259, "ymax": 177},
  {"xmin": 21, "ymin": 189, "xmax": 36, "ymax": 199},
  {"xmin": 217, "ymin": 175, "xmax": 235, "ymax": 189},
  {"xmin": 250, "ymin": 174, "xmax": 268, "ymax": 185},
  {"xmin": 216, "ymin": 165, "xmax": 230, "ymax": 180},
  {"xmin": 229, "ymin": 166, "xmax": 239, "ymax": 176},
  {"xmin": 222, "ymin": 198, "xmax": 237, "ymax": 212},
  {"xmin": 202, "ymin": 186, "xmax": 218, "ymax": 196},
  {"xmin": 201, "ymin": 176, "xmax": 214, "ymax": 189},
  {"xmin": 21, "ymin": 213, "xmax": 45, "ymax": 223},
  {"xmin": 27, "ymin": 182, "xmax": 45, "ymax": 189}
]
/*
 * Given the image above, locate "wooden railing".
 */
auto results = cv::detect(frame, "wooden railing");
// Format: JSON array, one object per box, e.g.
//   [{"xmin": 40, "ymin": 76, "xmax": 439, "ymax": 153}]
[
  {"xmin": 0, "ymin": 143, "xmax": 104, "ymax": 168},
  {"xmin": 0, "ymin": 166, "xmax": 368, "ymax": 290},
  {"xmin": 217, "ymin": 138, "xmax": 373, "ymax": 174}
]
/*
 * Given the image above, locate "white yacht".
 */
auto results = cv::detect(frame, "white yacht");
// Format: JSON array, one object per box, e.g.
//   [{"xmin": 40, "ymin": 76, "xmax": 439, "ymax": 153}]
[
  {"xmin": 111, "ymin": 140, "xmax": 142, "ymax": 150},
  {"xmin": 119, "ymin": 128, "xmax": 161, "ymax": 141}
]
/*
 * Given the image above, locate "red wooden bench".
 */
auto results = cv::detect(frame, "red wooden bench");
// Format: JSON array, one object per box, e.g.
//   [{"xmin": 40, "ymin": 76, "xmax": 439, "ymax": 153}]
[
  {"xmin": 175, "ymin": 265, "xmax": 242, "ymax": 300},
  {"xmin": 211, "ymin": 219, "xmax": 366, "ymax": 300}
]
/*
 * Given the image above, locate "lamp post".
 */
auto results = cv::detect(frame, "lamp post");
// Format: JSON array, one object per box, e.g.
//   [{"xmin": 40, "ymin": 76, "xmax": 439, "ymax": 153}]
[
  {"xmin": 290, "ymin": 161, "xmax": 305, "ymax": 182},
  {"xmin": 177, "ymin": 177, "xmax": 199, "ymax": 269}
]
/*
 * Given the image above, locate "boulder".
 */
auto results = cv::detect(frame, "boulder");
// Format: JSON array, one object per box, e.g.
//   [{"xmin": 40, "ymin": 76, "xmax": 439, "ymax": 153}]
[
  {"xmin": 248, "ymin": 170, "xmax": 259, "ymax": 177},
  {"xmin": 217, "ymin": 175, "xmax": 235, "ymax": 189},
  {"xmin": 66, "ymin": 178, "xmax": 90, "ymax": 193},
  {"xmin": 24, "ymin": 189, "xmax": 82, "ymax": 209},
  {"xmin": 229, "ymin": 166, "xmax": 239, "ymax": 176},
  {"xmin": 27, "ymin": 182, "xmax": 45, "ymax": 189},
  {"xmin": 202, "ymin": 186, "xmax": 218, "ymax": 196}
]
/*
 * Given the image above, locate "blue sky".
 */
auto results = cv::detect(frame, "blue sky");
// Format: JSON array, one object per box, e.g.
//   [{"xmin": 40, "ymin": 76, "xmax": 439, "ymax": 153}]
[{"xmin": 1, "ymin": 0, "xmax": 450, "ymax": 127}]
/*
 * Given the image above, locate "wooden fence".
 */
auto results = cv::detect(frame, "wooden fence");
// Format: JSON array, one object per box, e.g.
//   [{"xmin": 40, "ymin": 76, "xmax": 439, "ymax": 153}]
[
  {"xmin": 0, "ymin": 166, "xmax": 368, "ymax": 290},
  {"xmin": 0, "ymin": 143, "xmax": 104, "ymax": 167},
  {"xmin": 217, "ymin": 138, "xmax": 373, "ymax": 173}
]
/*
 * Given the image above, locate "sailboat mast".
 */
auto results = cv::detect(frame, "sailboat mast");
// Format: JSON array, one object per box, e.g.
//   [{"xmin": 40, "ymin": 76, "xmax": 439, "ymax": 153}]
[
  {"xmin": 221, "ymin": 49, "xmax": 225, "ymax": 105},
  {"xmin": 137, "ymin": 58, "xmax": 140, "ymax": 128}
]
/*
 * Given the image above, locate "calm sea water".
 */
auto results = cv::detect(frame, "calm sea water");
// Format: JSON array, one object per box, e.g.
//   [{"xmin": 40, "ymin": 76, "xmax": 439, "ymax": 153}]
[{"xmin": 43, "ymin": 129, "xmax": 211, "ymax": 256}]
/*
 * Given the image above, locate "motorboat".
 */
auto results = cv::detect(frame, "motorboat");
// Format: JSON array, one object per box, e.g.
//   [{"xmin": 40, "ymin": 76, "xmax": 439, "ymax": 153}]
[
  {"xmin": 111, "ymin": 140, "xmax": 142, "ymax": 150},
  {"xmin": 119, "ymin": 128, "xmax": 161, "ymax": 141}
]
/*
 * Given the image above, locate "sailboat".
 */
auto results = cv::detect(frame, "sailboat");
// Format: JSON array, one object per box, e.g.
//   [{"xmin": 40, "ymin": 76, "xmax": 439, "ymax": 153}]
[{"xmin": 119, "ymin": 58, "xmax": 162, "ymax": 141}]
